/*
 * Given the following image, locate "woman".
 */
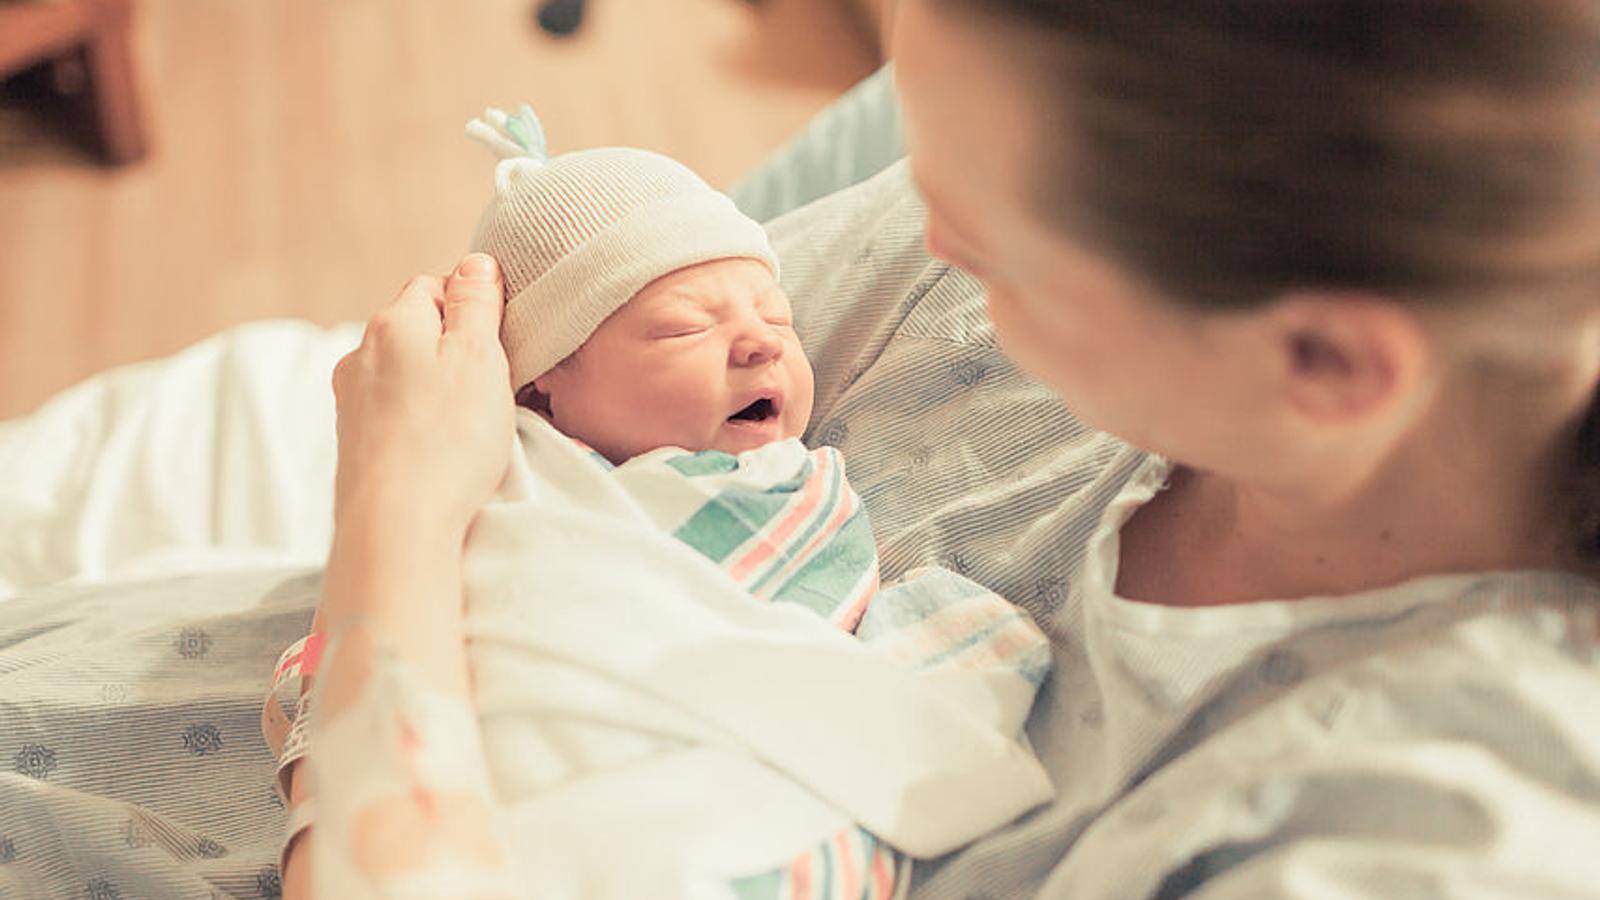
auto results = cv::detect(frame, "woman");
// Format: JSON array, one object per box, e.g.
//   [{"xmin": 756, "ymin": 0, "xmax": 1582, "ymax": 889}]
[{"xmin": 291, "ymin": 0, "xmax": 1600, "ymax": 895}]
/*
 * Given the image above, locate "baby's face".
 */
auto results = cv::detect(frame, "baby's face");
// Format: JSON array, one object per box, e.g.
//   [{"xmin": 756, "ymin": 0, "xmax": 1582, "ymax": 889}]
[{"xmin": 533, "ymin": 258, "xmax": 815, "ymax": 463}]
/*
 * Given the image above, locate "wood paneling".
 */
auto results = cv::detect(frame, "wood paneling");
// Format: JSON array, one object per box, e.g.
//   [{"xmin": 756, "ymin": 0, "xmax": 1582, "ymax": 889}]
[{"xmin": 0, "ymin": 0, "xmax": 878, "ymax": 417}]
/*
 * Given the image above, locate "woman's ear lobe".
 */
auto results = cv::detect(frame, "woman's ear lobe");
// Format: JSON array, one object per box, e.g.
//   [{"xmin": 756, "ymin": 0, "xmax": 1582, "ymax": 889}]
[{"xmin": 1276, "ymin": 295, "xmax": 1428, "ymax": 423}]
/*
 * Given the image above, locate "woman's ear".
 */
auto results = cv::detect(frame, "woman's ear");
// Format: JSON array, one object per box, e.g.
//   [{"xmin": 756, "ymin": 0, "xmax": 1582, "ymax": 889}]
[{"xmin": 1271, "ymin": 293, "xmax": 1430, "ymax": 424}]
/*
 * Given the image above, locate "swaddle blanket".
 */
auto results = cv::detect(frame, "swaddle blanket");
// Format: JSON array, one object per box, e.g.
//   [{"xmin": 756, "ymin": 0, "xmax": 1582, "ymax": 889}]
[
  {"xmin": 307, "ymin": 410, "xmax": 1054, "ymax": 898},
  {"xmin": 581, "ymin": 426, "xmax": 882, "ymax": 635}
]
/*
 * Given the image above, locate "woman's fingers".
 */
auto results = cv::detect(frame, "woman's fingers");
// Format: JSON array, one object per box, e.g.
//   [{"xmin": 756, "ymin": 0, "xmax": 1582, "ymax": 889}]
[
  {"xmin": 441, "ymin": 254, "xmax": 505, "ymax": 348},
  {"xmin": 358, "ymin": 275, "xmax": 447, "ymax": 360},
  {"xmin": 390, "ymin": 275, "xmax": 447, "ymax": 319},
  {"xmin": 357, "ymin": 256, "xmax": 500, "ymax": 361}
]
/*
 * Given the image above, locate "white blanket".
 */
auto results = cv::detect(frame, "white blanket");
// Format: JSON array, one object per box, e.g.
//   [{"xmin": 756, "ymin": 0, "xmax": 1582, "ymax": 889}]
[
  {"xmin": 0, "ymin": 320, "xmax": 361, "ymax": 600},
  {"xmin": 441, "ymin": 413, "xmax": 1053, "ymax": 895}
]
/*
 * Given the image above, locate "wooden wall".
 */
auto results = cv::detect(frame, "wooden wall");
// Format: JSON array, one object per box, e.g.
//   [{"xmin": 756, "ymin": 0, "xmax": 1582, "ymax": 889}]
[{"xmin": 0, "ymin": 0, "xmax": 879, "ymax": 417}]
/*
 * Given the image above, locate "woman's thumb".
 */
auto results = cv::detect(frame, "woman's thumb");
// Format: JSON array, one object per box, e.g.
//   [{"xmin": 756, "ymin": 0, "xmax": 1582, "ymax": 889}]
[{"xmin": 442, "ymin": 253, "xmax": 504, "ymax": 338}]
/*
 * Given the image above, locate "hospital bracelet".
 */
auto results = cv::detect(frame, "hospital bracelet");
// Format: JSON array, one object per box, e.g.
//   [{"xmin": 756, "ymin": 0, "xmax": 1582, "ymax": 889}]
[
  {"xmin": 262, "ymin": 632, "xmax": 327, "ymax": 878},
  {"xmin": 261, "ymin": 632, "xmax": 326, "ymax": 803}
]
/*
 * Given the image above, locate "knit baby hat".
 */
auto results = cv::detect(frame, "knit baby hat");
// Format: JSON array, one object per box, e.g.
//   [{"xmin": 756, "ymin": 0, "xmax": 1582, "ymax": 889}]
[{"xmin": 466, "ymin": 105, "xmax": 780, "ymax": 391}]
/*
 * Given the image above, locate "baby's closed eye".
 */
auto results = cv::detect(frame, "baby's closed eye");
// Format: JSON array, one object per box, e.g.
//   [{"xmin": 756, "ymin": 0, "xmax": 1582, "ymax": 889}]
[{"xmin": 648, "ymin": 319, "xmax": 715, "ymax": 339}]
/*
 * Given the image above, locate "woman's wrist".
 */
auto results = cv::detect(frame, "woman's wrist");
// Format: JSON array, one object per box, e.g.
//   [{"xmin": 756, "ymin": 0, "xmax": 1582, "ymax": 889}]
[
  {"xmin": 334, "ymin": 469, "xmax": 476, "ymax": 545},
  {"xmin": 334, "ymin": 495, "xmax": 464, "ymax": 555},
  {"xmin": 323, "ymin": 501, "xmax": 466, "ymax": 620}
]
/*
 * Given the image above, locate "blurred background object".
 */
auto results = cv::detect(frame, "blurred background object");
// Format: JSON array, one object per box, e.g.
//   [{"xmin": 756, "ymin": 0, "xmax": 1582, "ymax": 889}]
[
  {"xmin": 0, "ymin": 0, "xmax": 885, "ymax": 419},
  {"xmin": 0, "ymin": 0, "xmax": 146, "ymax": 164},
  {"xmin": 536, "ymin": 0, "xmax": 589, "ymax": 37},
  {"xmin": 534, "ymin": 0, "xmax": 893, "ymax": 45}
]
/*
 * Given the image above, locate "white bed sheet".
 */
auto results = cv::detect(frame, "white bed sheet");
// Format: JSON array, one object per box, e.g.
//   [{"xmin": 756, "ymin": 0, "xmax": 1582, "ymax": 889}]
[{"xmin": 0, "ymin": 320, "xmax": 361, "ymax": 600}]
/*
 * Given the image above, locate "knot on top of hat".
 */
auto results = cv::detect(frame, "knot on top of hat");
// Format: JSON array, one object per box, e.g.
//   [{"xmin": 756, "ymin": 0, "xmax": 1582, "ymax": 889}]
[{"xmin": 465, "ymin": 104, "xmax": 548, "ymax": 164}]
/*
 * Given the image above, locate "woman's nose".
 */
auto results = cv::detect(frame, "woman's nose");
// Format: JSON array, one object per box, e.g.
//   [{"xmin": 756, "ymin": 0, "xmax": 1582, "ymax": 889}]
[{"xmin": 730, "ymin": 325, "xmax": 784, "ymax": 367}]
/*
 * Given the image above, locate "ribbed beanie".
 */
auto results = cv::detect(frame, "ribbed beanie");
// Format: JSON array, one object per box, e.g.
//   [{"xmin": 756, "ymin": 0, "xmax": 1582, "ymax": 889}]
[{"xmin": 466, "ymin": 106, "xmax": 779, "ymax": 391}]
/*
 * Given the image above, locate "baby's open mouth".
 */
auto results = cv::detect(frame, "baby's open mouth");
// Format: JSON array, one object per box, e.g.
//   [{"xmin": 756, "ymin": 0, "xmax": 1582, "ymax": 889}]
[{"xmin": 729, "ymin": 397, "xmax": 779, "ymax": 422}]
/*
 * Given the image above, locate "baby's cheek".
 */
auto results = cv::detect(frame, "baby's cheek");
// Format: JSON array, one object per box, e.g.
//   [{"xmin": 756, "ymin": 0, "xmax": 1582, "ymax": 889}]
[
  {"xmin": 789, "ymin": 375, "xmax": 817, "ymax": 437},
  {"xmin": 630, "ymin": 391, "xmax": 702, "ymax": 451},
  {"xmin": 784, "ymin": 406, "xmax": 810, "ymax": 441}
]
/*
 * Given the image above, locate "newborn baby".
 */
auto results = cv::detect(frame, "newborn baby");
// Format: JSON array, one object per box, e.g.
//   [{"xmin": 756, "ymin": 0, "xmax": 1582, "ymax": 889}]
[
  {"xmin": 468, "ymin": 105, "xmax": 882, "ymax": 631},
  {"xmin": 298, "ymin": 107, "xmax": 1054, "ymax": 899},
  {"xmin": 468, "ymin": 105, "xmax": 813, "ymax": 464}
]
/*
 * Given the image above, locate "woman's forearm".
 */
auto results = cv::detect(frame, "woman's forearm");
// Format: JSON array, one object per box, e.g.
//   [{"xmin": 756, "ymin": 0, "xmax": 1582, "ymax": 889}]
[
  {"xmin": 316, "ymin": 499, "xmax": 474, "ymax": 698},
  {"xmin": 283, "ymin": 502, "xmax": 513, "ymax": 898}
]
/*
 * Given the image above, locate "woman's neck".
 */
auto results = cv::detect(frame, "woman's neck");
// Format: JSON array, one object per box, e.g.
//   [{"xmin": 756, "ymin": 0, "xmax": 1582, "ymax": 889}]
[{"xmin": 1118, "ymin": 357, "xmax": 1596, "ymax": 607}]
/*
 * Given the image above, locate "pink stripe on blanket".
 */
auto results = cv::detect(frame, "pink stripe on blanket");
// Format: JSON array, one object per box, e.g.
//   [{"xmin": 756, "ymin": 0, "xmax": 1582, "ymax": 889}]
[
  {"xmin": 759, "ymin": 467, "xmax": 858, "ymax": 596},
  {"xmin": 727, "ymin": 452, "xmax": 833, "ymax": 582},
  {"xmin": 869, "ymin": 843, "xmax": 895, "ymax": 899},
  {"xmin": 790, "ymin": 850, "xmax": 814, "ymax": 900},
  {"xmin": 831, "ymin": 566, "xmax": 880, "ymax": 635},
  {"xmin": 833, "ymin": 829, "xmax": 860, "ymax": 899}
]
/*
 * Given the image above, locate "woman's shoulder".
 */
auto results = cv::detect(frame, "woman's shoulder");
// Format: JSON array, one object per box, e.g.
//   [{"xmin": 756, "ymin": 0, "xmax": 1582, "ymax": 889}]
[
  {"xmin": 765, "ymin": 159, "xmax": 922, "ymax": 269},
  {"xmin": 1044, "ymin": 576, "xmax": 1600, "ymax": 899},
  {"xmin": 1194, "ymin": 572, "xmax": 1600, "ymax": 799},
  {"xmin": 1369, "ymin": 572, "xmax": 1600, "ymax": 721},
  {"xmin": 770, "ymin": 160, "xmax": 995, "ymax": 352}
]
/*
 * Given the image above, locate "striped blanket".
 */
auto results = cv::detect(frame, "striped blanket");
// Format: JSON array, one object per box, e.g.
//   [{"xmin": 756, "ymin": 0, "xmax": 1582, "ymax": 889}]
[
  {"xmin": 604, "ymin": 439, "xmax": 880, "ymax": 631},
  {"xmin": 591, "ymin": 434, "xmax": 1049, "ymax": 898},
  {"xmin": 401, "ymin": 410, "xmax": 1055, "ymax": 898}
]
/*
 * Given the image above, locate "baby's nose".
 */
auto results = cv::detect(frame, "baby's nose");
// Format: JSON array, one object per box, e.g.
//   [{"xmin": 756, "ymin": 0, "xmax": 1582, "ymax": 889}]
[{"xmin": 731, "ymin": 327, "xmax": 784, "ymax": 367}]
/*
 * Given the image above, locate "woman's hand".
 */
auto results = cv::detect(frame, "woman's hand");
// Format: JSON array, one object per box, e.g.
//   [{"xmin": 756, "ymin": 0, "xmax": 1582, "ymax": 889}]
[{"xmin": 331, "ymin": 253, "xmax": 514, "ymax": 539}]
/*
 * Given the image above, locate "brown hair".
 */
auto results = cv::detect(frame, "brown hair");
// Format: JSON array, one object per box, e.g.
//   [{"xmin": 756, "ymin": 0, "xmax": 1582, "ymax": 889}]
[{"xmin": 945, "ymin": 0, "xmax": 1600, "ymax": 564}]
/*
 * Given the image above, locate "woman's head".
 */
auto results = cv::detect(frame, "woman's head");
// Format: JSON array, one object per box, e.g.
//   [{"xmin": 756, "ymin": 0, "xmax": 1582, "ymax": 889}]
[{"xmin": 893, "ymin": 0, "xmax": 1600, "ymax": 557}]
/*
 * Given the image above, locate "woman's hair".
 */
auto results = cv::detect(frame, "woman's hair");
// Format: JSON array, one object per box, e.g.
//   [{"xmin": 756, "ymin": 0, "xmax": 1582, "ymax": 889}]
[{"xmin": 947, "ymin": 0, "xmax": 1600, "ymax": 564}]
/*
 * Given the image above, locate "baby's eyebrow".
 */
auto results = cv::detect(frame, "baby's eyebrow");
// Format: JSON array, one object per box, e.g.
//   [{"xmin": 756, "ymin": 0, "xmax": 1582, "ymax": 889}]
[
  {"xmin": 754, "ymin": 285, "xmax": 790, "ymax": 311},
  {"xmin": 650, "ymin": 291, "xmax": 716, "ymax": 313},
  {"xmin": 646, "ymin": 304, "xmax": 715, "ymax": 325},
  {"xmin": 653, "ymin": 282, "xmax": 785, "ymax": 318}
]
